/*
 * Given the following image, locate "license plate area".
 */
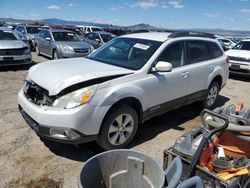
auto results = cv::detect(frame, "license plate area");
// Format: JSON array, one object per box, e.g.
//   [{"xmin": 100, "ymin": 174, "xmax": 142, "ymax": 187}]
[
  {"xmin": 231, "ymin": 64, "xmax": 240, "ymax": 70},
  {"xmin": 3, "ymin": 57, "xmax": 14, "ymax": 61}
]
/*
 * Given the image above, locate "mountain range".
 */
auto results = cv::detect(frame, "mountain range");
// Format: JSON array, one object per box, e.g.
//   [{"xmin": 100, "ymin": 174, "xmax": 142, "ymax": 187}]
[{"xmin": 1, "ymin": 17, "xmax": 250, "ymax": 36}]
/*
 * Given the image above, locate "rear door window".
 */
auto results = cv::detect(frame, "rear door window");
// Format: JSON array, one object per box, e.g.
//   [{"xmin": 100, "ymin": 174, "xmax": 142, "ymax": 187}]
[
  {"xmin": 186, "ymin": 40, "xmax": 212, "ymax": 64},
  {"xmin": 207, "ymin": 42, "xmax": 223, "ymax": 58}
]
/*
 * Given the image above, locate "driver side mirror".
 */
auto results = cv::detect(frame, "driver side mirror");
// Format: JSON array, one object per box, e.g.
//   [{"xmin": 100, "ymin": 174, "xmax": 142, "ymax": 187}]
[
  {"xmin": 153, "ymin": 61, "xmax": 172, "ymax": 72},
  {"xmin": 21, "ymin": 36, "xmax": 27, "ymax": 42},
  {"xmin": 45, "ymin": 37, "xmax": 52, "ymax": 41},
  {"xmin": 95, "ymin": 38, "xmax": 101, "ymax": 43}
]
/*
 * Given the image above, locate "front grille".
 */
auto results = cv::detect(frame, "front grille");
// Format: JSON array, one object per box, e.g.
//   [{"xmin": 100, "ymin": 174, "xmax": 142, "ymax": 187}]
[
  {"xmin": 0, "ymin": 47, "xmax": 27, "ymax": 56},
  {"xmin": 229, "ymin": 56, "xmax": 250, "ymax": 63},
  {"xmin": 74, "ymin": 48, "xmax": 89, "ymax": 53},
  {"xmin": 23, "ymin": 81, "xmax": 54, "ymax": 106}
]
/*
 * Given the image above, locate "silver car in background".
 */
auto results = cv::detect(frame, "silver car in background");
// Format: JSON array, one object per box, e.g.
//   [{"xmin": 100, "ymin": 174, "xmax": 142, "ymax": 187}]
[
  {"xmin": 0, "ymin": 27, "xmax": 31, "ymax": 66},
  {"xmin": 84, "ymin": 31, "xmax": 117, "ymax": 49},
  {"xmin": 34, "ymin": 29, "xmax": 93, "ymax": 59},
  {"xmin": 15, "ymin": 25, "xmax": 45, "ymax": 50}
]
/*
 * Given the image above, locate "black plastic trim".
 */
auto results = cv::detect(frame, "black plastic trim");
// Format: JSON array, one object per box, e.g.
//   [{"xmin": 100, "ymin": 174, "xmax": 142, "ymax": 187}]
[{"xmin": 19, "ymin": 105, "xmax": 97, "ymax": 144}]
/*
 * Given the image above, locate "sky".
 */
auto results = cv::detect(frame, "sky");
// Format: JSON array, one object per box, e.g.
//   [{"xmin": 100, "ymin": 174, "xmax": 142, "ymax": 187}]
[{"xmin": 1, "ymin": 0, "xmax": 250, "ymax": 30}]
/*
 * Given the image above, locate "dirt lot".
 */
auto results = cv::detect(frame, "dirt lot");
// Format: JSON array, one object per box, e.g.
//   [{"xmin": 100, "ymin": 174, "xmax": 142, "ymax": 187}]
[{"xmin": 0, "ymin": 53, "xmax": 249, "ymax": 187}]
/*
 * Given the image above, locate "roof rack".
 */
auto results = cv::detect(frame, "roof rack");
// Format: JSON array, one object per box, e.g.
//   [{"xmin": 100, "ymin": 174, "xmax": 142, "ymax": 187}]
[{"xmin": 169, "ymin": 31, "xmax": 215, "ymax": 39}]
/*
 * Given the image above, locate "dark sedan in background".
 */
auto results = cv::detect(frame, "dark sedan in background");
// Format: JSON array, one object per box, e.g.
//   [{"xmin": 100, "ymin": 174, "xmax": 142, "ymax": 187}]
[
  {"xmin": 83, "ymin": 31, "xmax": 116, "ymax": 49},
  {"xmin": 34, "ymin": 29, "xmax": 93, "ymax": 59},
  {"xmin": 0, "ymin": 27, "xmax": 31, "ymax": 66}
]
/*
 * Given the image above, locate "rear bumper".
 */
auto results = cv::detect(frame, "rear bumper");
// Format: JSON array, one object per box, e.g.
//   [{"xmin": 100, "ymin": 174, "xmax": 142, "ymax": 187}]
[{"xmin": 19, "ymin": 105, "xmax": 97, "ymax": 144}]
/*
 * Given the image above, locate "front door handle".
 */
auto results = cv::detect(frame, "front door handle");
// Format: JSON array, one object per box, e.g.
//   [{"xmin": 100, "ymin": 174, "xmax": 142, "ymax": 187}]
[{"xmin": 181, "ymin": 72, "xmax": 189, "ymax": 78}]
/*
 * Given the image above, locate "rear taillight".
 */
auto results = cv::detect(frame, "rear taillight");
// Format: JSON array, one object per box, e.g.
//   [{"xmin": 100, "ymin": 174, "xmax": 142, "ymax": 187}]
[{"xmin": 226, "ymin": 56, "xmax": 230, "ymax": 64}]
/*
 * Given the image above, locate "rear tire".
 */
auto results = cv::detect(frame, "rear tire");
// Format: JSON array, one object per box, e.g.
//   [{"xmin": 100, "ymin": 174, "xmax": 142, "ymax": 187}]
[
  {"xmin": 97, "ymin": 105, "xmax": 138, "ymax": 150},
  {"xmin": 203, "ymin": 81, "xmax": 220, "ymax": 109}
]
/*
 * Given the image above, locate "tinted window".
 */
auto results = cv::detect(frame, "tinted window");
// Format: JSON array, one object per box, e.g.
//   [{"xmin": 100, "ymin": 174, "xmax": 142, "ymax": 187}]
[
  {"xmin": 158, "ymin": 41, "xmax": 185, "ymax": 68},
  {"xmin": 207, "ymin": 42, "xmax": 223, "ymax": 58},
  {"xmin": 186, "ymin": 41, "xmax": 211, "ymax": 63},
  {"xmin": 88, "ymin": 37, "xmax": 162, "ymax": 70},
  {"xmin": 233, "ymin": 41, "xmax": 250, "ymax": 51},
  {"xmin": 92, "ymin": 28, "xmax": 102, "ymax": 32},
  {"xmin": 100, "ymin": 34, "xmax": 116, "ymax": 43},
  {"xmin": 38, "ymin": 30, "xmax": 45, "ymax": 38},
  {"xmin": 86, "ymin": 33, "xmax": 94, "ymax": 40},
  {"xmin": 26, "ymin": 27, "xmax": 43, "ymax": 34},
  {"xmin": 44, "ymin": 30, "xmax": 51, "ymax": 38},
  {"xmin": 0, "ymin": 30, "xmax": 19, "ymax": 40},
  {"xmin": 16, "ymin": 26, "xmax": 24, "ymax": 33},
  {"xmin": 52, "ymin": 32, "xmax": 80, "ymax": 42}
]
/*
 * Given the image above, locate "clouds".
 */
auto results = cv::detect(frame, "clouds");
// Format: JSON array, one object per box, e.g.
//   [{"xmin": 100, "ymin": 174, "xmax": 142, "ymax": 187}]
[
  {"xmin": 47, "ymin": 5, "xmax": 60, "ymax": 10},
  {"xmin": 131, "ymin": 0, "xmax": 183, "ymax": 9},
  {"xmin": 240, "ymin": 9, "xmax": 250, "ymax": 14},
  {"xmin": 203, "ymin": 13, "xmax": 221, "ymax": 18},
  {"xmin": 68, "ymin": 3, "xmax": 78, "ymax": 7}
]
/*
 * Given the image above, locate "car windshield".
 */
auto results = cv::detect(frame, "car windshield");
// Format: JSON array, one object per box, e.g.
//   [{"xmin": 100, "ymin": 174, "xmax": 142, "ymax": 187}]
[
  {"xmin": 92, "ymin": 28, "xmax": 102, "ymax": 32},
  {"xmin": 100, "ymin": 34, "xmax": 116, "ymax": 43},
  {"xmin": 0, "ymin": 30, "xmax": 20, "ymax": 40},
  {"xmin": 52, "ymin": 32, "xmax": 80, "ymax": 42},
  {"xmin": 233, "ymin": 41, "xmax": 250, "ymax": 51},
  {"xmin": 88, "ymin": 37, "xmax": 162, "ymax": 70},
  {"xmin": 26, "ymin": 27, "xmax": 43, "ymax": 34}
]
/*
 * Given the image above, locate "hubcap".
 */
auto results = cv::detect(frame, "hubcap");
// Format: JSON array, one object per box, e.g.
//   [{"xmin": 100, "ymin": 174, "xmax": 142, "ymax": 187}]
[
  {"xmin": 108, "ymin": 114, "xmax": 134, "ymax": 146},
  {"xmin": 207, "ymin": 86, "xmax": 218, "ymax": 106}
]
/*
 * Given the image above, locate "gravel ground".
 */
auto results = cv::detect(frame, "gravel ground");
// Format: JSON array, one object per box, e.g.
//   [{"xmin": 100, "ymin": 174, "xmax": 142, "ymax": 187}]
[{"xmin": 0, "ymin": 53, "xmax": 249, "ymax": 187}]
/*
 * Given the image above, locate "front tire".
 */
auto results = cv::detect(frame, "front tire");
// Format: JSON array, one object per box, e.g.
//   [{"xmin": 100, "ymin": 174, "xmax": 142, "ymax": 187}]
[
  {"xmin": 53, "ymin": 49, "xmax": 59, "ymax": 59},
  {"xmin": 203, "ymin": 81, "xmax": 220, "ymax": 109},
  {"xmin": 97, "ymin": 105, "xmax": 139, "ymax": 150},
  {"xmin": 35, "ymin": 44, "xmax": 40, "ymax": 56}
]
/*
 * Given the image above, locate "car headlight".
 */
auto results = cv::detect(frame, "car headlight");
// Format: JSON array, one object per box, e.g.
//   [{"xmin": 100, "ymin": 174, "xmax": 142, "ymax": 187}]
[
  {"xmin": 23, "ymin": 47, "xmax": 30, "ymax": 55},
  {"xmin": 52, "ymin": 85, "xmax": 98, "ymax": 109},
  {"xmin": 60, "ymin": 44, "xmax": 73, "ymax": 52}
]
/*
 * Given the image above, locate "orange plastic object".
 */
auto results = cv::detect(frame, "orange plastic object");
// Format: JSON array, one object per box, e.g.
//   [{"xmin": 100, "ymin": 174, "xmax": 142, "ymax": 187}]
[{"xmin": 219, "ymin": 131, "xmax": 250, "ymax": 158}]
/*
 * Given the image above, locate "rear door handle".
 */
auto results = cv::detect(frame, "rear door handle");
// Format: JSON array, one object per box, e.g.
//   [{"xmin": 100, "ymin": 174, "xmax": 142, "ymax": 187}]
[{"xmin": 181, "ymin": 72, "xmax": 189, "ymax": 78}]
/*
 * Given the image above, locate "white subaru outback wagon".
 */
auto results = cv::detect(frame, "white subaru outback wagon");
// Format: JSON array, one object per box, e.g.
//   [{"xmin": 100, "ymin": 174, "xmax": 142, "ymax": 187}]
[{"xmin": 18, "ymin": 32, "xmax": 229, "ymax": 150}]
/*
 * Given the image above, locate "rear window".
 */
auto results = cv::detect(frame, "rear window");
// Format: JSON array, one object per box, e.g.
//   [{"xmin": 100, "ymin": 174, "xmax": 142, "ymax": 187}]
[
  {"xmin": 92, "ymin": 28, "xmax": 103, "ymax": 32},
  {"xmin": 26, "ymin": 27, "xmax": 43, "ymax": 34},
  {"xmin": 207, "ymin": 42, "xmax": 223, "ymax": 58},
  {"xmin": 186, "ymin": 41, "xmax": 212, "ymax": 64}
]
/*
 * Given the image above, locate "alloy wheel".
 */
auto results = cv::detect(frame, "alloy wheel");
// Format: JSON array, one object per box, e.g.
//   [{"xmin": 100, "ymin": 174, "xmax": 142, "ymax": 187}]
[{"xmin": 108, "ymin": 114, "xmax": 134, "ymax": 146}]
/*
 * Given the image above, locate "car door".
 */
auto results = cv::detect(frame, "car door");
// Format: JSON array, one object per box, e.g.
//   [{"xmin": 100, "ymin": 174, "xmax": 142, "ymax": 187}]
[
  {"xmin": 43, "ymin": 30, "xmax": 53, "ymax": 55},
  {"xmin": 140, "ymin": 41, "xmax": 191, "ymax": 115},
  {"xmin": 36, "ymin": 30, "xmax": 46, "ymax": 53},
  {"xmin": 184, "ymin": 40, "xmax": 212, "ymax": 98}
]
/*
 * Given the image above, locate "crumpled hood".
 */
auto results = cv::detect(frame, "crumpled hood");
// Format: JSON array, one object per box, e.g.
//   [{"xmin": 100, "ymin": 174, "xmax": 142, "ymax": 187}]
[
  {"xmin": 225, "ymin": 49, "xmax": 250, "ymax": 59},
  {"xmin": 0, "ymin": 40, "xmax": 26, "ymax": 49},
  {"xmin": 28, "ymin": 58, "xmax": 134, "ymax": 95}
]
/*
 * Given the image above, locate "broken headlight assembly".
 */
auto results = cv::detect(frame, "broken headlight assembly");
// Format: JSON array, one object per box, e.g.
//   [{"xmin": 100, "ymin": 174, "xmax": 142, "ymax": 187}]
[{"xmin": 52, "ymin": 85, "xmax": 98, "ymax": 109}]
